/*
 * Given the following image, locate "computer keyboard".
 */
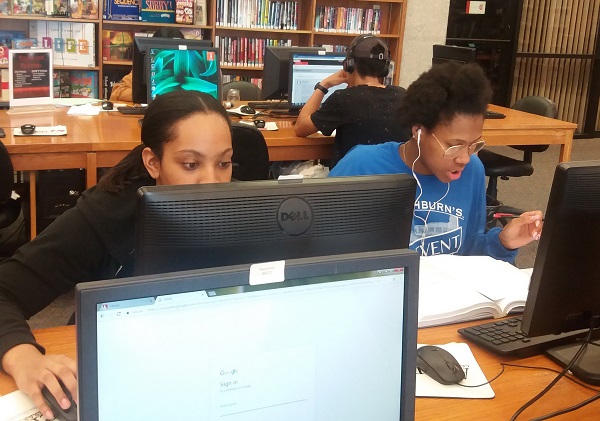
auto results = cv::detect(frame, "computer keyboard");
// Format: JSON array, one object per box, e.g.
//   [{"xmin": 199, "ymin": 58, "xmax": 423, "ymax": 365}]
[
  {"xmin": 458, "ymin": 316, "xmax": 588, "ymax": 358},
  {"xmin": 485, "ymin": 110, "xmax": 506, "ymax": 119},
  {"xmin": 117, "ymin": 106, "xmax": 148, "ymax": 115},
  {"xmin": 247, "ymin": 100, "xmax": 290, "ymax": 110}
]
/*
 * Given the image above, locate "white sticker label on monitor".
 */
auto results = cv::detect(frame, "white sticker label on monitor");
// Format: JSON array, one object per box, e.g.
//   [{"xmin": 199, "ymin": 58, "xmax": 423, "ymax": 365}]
[
  {"xmin": 178, "ymin": 45, "xmax": 188, "ymax": 50},
  {"xmin": 466, "ymin": 1, "xmax": 486, "ymax": 14},
  {"xmin": 249, "ymin": 260, "xmax": 285, "ymax": 285}
]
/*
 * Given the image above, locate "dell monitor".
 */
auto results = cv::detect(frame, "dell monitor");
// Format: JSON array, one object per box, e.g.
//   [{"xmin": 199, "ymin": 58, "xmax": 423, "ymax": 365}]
[
  {"xmin": 261, "ymin": 45, "xmax": 325, "ymax": 100},
  {"xmin": 131, "ymin": 36, "xmax": 213, "ymax": 104},
  {"xmin": 76, "ymin": 249, "xmax": 419, "ymax": 420},
  {"xmin": 134, "ymin": 175, "xmax": 417, "ymax": 276},
  {"xmin": 432, "ymin": 44, "xmax": 476, "ymax": 66},
  {"xmin": 288, "ymin": 51, "xmax": 347, "ymax": 109},
  {"xmin": 521, "ymin": 160, "xmax": 600, "ymax": 384}
]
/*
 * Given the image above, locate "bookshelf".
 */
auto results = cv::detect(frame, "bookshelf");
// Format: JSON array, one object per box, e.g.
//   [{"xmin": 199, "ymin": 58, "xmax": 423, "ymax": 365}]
[{"xmin": 0, "ymin": 0, "xmax": 406, "ymax": 100}]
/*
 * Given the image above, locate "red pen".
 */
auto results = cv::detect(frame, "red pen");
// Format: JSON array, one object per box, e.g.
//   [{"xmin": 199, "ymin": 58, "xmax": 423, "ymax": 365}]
[{"xmin": 493, "ymin": 213, "xmax": 520, "ymax": 219}]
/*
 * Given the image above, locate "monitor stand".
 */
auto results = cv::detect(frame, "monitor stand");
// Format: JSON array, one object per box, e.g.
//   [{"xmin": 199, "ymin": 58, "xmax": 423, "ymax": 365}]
[{"xmin": 545, "ymin": 339, "xmax": 600, "ymax": 385}]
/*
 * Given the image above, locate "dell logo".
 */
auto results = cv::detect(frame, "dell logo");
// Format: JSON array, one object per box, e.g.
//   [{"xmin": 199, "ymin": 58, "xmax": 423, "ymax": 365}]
[
  {"xmin": 279, "ymin": 211, "xmax": 311, "ymax": 221},
  {"xmin": 277, "ymin": 197, "xmax": 313, "ymax": 236}
]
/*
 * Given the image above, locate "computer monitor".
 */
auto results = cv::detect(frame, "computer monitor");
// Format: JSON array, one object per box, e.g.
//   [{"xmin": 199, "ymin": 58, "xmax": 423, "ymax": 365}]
[
  {"xmin": 131, "ymin": 36, "xmax": 213, "ymax": 104},
  {"xmin": 76, "ymin": 249, "xmax": 419, "ymax": 420},
  {"xmin": 432, "ymin": 44, "xmax": 476, "ymax": 66},
  {"xmin": 134, "ymin": 175, "xmax": 417, "ymax": 276},
  {"xmin": 261, "ymin": 45, "xmax": 325, "ymax": 100},
  {"xmin": 521, "ymin": 160, "xmax": 600, "ymax": 384},
  {"xmin": 288, "ymin": 51, "xmax": 347, "ymax": 109}
]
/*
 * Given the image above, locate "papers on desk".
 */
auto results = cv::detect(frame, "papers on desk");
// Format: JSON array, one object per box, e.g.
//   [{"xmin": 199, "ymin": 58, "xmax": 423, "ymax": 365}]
[
  {"xmin": 416, "ymin": 342, "xmax": 495, "ymax": 399},
  {"xmin": 13, "ymin": 126, "xmax": 67, "ymax": 136},
  {"xmin": 418, "ymin": 255, "xmax": 531, "ymax": 328},
  {"xmin": 67, "ymin": 103, "xmax": 100, "ymax": 116},
  {"xmin": 0, "ymin": 390, "xmax": 48, "ymax": 421}
]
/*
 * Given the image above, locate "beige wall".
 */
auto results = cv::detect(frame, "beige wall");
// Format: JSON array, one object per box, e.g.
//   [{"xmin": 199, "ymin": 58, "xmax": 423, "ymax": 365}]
[{"xmin": 400, "ymin": 0, "xmax": 450, "ymax": 88}]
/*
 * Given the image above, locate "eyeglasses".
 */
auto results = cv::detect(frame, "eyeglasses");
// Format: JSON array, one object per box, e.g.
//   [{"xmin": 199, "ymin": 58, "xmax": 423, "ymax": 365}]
[{"xmin": 431, "ymin": 131, "xmax": 486, "ymax": 159}]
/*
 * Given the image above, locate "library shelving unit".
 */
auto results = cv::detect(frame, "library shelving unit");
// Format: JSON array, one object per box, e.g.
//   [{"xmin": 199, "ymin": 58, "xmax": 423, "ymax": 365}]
[{"xmin": 0, "ymin": 0, "xmax": 406, "ymax": 99}]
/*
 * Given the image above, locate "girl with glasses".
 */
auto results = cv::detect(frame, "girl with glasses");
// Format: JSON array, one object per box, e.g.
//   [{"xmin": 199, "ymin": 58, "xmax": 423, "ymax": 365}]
[{"xmin": 329, "ymin": 62, "xmax": 543, "ymax": 262}]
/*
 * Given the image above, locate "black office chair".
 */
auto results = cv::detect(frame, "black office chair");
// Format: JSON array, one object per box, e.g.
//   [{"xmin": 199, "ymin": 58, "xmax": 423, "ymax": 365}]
[
  {"xmin": 231, "ymin": 122, "xmax": 270, "ymax": 181},
  {"xmin": 478, "ymin": 95, "xmax": 558, "ymax": 227},
  {"xmin": 0, "ymin": 140, "xmax": 22, "ymax": 230},
  {"xmin": 222, "ymin": 81, "xmax": 262, "ymax": 101}
]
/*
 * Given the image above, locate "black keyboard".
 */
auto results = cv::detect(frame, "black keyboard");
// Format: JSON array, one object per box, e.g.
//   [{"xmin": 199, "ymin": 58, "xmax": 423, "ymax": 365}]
[
  {"xmin": 117, "ymin": 106, "xmax": 148, "ymax": 115},
  {"xmin": 458, "ymin": 316, "xmax": 588, "ymax": 358},
  {"xmin": 247, "ymin": 100, "xmax": 290, "ymax": 110},
  {"xmin": 485, "ymin": 110, "xmax": 506, "ymax": 119}
]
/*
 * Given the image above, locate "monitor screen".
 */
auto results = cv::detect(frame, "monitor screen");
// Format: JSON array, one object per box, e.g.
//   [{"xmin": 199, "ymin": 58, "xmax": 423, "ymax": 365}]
[
  {"xmin": 147, "ymin": 46, "xmax": 220, "ymax": 103},
  {"xmin": 261, "ymin": 46, "xmax": 325, "ymax": 100},
  {"xmin": 76, "ymin": 249, "xmax": 419, "ymax": 421},
  {"xmin": 432, "ymin": 44, "xmax": 476, "ymax": 66},
  {"xmin": 288, "ymin": 52, "xmax": 347, "ymax": 108},
  {"xmin": 134, "ymin": 175, "xmax": 416, "ymax": 276},
  {"xmin": 521, "ymin": 160, "xmax": 600, "ymax": 383},
  {"xmin": 131, "ymin": 36, "xmax": 213, "ymax": 104}
]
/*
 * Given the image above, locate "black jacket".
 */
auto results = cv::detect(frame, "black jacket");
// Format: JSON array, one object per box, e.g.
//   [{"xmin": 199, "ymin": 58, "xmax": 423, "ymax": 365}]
[{"xmin": 0, "ymin": 176, "xmax": 154, "ymax": 361}]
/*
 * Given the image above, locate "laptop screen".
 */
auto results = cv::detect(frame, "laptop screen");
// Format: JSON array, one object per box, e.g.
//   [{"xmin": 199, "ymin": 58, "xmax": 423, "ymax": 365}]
[{"xmin": 77, "ymin": 250, "xmax": 419, "ymax": 420}]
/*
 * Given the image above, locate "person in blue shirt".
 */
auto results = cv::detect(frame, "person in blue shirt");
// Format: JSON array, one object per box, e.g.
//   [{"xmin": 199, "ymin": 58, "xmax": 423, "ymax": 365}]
[{"xmin": 329, "ymin": 62, "xmax": 543, "ymax": 262}]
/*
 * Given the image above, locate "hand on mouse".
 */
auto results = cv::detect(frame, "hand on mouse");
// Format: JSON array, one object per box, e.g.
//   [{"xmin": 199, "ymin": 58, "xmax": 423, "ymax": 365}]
[{"xmin": 1, "ymin": 344, "xmax": 77, "ymax": 420}]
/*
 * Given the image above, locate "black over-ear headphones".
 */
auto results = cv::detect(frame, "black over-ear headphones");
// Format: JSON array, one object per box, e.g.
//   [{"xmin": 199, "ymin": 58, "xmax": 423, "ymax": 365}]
[{"xmin": 343, "ymin": 34, "xmax": 390, "ymax": 77}]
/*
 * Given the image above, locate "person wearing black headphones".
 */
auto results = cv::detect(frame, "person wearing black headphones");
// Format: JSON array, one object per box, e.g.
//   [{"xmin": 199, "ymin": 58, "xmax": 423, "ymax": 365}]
[{"xmin": 293, "ymin": 34, "xmax": 410, "ymax": 168}]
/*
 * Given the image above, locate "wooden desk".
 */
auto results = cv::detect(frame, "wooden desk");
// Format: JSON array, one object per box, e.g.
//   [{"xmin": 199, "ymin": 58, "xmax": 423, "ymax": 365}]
[
  {"xmin": 1, "ymin": 321, "xmax": 597, "ymax": 420},
  {"xmin": 1, "ymin": 105, "xmax": 577, "ymax": 237}
]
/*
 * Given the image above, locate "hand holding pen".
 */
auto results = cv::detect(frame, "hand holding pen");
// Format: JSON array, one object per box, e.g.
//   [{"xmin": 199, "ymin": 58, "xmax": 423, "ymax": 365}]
[{"xmin": 497, "ymin": 210, "xmax": 544, "ymax": 250}]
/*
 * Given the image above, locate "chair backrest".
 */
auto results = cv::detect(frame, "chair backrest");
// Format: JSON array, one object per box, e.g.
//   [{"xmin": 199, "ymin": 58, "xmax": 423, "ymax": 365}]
[
  {"xmin": 222, "ymin": 81, "xmax": 262, "ymax": 101},
  {"xmin": 0, "ymin": 140, "xmax": 14, "ymax": 204},
  {"xmin": 231, "ymin": 122, "xmax": 270, "ymax": 181},
  {"xmin": 0, "ymin": 140, "xmax": 22, "ymax": 230},
  {"xmin": 510, "ymin": 95, "xmax": 558, "ymax": 158}
]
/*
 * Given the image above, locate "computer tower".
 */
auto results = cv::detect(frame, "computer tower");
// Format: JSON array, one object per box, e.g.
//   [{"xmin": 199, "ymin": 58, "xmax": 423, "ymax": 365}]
[{"xmin": 36, "ymin": 169, "xmax": 85, "ymax": 233}]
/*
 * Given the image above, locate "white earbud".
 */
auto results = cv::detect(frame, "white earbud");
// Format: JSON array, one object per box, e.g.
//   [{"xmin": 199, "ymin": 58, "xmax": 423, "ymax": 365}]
[{"xmin": 417, "ymin": 128, "xmax": 422, "ymax": 145}]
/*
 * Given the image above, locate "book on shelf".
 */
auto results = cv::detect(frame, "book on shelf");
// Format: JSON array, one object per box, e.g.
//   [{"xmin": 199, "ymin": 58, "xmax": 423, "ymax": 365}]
[
  {"xmin": 418, "ymin": 255, "xmax": 531, "ymax": 328},
  {"xmin": 45, "ymin": 0, "xmax": 69, "ymax": 16},
  {"xmin": 69, "ymin": 69, "xmax": 98, "ymax": 98},
  {"xmin": 31, "ymin": 0, "xmax": 46, "ymax": 14},
  {"xmin": 0, "ymin": 0, "xmax": 10, "ymax": 14},
  {"xmin": 69, "ymin": 0, "xmax": 98, "ymax": 19},
  {"xmin": 102, "ymin": 67, "xmax": 129, "ymax": 99},
  {"xmin": 102, "ymin": 30, "xmax": 134, "ymax": 61},
  {"xmin": 11, "ymin": 38, "xmax": 38, "ymax": 49},
  {"xmin": 29, "ymin": 21, "xmax": 96, "ymax": 68},
  {"xmin": 139, "ymin": 0, "xmax": 175, "ymax": 23},
  {"xmin": 175, "ymin": 0, "xmax": 193, "ymax": 24},
  {"xmin": 0, "ymin": 31, "xmax": 27, "ymax": 47},
  {"xmin": 103, "ymin": 0, "xmax": 139, "ymax": 20},
  {"xmin": 53, "ymin": 69, "xmax": 71, "ymax": 98},
  {"xmin": 12, "ymin": 0, "xmax": 30, "ymax": 13},
  {"xmin": 0, "ymin": 46, "xmax": 7, "ymax": 64},
  {"xmin": 192, "ymin": 0, "xmax": 205, "ymax": 25}
]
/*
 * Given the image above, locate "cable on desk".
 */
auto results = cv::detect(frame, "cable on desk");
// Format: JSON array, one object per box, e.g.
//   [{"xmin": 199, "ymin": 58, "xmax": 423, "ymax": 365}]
[
  {"xmin": 501, "ymin": 362, "xmax": 600, "ymax": 393},
  {"xmin": 458, "ymin": 364, "xmax": 506, "ymax": 388},
  {"xmin": 528, "ymin": 392, "xmax": 600, "ymax": 421},
  {"xmin": 509, "ymin": 326, "xmax": 595, "ymax": 421}
]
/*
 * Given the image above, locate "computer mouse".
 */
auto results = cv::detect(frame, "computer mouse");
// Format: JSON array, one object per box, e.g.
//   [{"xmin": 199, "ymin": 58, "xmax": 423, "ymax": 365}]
[
  {"xmin": 102, "ymin": 100, "xmax": 114, "ymax": 110},
  {"xmin": 41, "ymin": 383, "xmax": 78, "ymax": 421},
  {"xmin": 416, "ymin": 345, "xmax": 465, "ymax": 385},
  {"xmin": 240, "ymin": 105, "xmax": 255, "ymax": 115},
  {"xmin": 20, "ymin": 124, "xmax": 36, "ymax": 135}
]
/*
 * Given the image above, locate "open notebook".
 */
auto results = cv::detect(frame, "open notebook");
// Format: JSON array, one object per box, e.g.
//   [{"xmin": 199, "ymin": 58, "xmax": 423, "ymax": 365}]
[{"xmin": 76, "ymin": 250, "xmax": 419, "ymax": 421}]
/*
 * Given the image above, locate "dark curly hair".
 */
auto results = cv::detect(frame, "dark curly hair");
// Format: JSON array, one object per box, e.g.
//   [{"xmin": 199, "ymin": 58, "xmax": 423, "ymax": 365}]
[{"xmin": 398, "ymin": 62, "xmax": 492, "ymax": 130}]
